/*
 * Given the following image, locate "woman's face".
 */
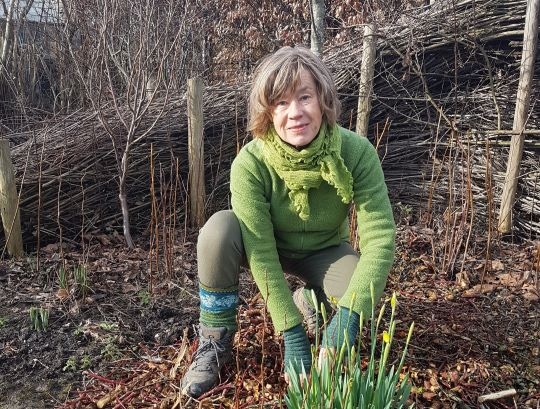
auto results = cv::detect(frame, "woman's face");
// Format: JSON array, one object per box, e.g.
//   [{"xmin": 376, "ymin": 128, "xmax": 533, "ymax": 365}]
[{"xmin": 271, "ymin": 70, "xmax": 323, "ymax": 149}]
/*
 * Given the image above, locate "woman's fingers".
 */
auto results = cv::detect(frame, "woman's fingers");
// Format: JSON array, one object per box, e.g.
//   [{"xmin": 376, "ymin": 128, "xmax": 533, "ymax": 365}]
[
  {"xmin": 318, "ymin": 347, "xmax": 336, "ymax": 371},
  {"xmin": 284, "ymin": 371, "xmax": 310, "ymax": 386}
]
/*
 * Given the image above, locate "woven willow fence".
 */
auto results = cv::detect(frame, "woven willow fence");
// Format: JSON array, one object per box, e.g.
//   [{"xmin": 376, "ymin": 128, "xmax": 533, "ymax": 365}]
[
  {"xmin": 4, "ymin": 0, "xmax": 539, "ymax": 254},
  {"xmin": 328, "ymin": 0, "xmax": 539, "ymax": 239}
]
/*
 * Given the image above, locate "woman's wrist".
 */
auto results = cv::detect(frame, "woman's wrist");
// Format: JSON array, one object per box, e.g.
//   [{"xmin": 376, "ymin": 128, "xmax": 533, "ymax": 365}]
[
  {"xmin": 283, "ymin": 324, "xmax": 312, "ymax": 373},
  {"xmin": 322, "ymin": 307, "xmax": 360, "ymax": 350}
]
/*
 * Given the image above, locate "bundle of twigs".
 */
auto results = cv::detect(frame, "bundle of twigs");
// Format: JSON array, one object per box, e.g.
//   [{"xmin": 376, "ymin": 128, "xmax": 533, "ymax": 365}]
[
  {"xmin": 7, "ymin": 86, "xmax": 246, "ymax": 247},
  {"xmin": 4, "ymin": 0, "xmax": 539, "ymax": 250},
  {"xmin": 326, "ymin": 0, "xmax": 539, "ymax": 239}
]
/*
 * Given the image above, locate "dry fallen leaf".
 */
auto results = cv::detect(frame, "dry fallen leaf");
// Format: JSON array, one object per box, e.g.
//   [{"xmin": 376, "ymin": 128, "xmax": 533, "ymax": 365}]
[
  {"xmin": 462, "ymin": 284, "xmax": 496, "ymax": 297},
  {"xmin": 491, "ymin": 259, "xmax": 505, "ymax": 271},
  {"xmin": 522, "ymin": 285, "xmax": 539, "ymax": 301},
  {"xmin": 422, "ymin": 391, "xmax": 437, "ymax": 400},
  {"xmin": 456, "ymin": 271, "xmax": 470, "ymax": 289},
  {"xmin": 56, "ymin": 288, "xmax": 70, "ymax": 300},
  {"xmin": 427, "ymin": 290, "xmax": 437, "ymax": 301}
]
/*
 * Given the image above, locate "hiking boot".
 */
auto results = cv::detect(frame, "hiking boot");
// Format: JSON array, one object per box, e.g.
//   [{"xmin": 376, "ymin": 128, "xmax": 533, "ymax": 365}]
[
  {"xmin": 293, "ymin": 287, "xmax": 328, "ymax": 336},
  {"xmin": 180, "ymin": 324, "xmax": 234, "ymax": 398}
]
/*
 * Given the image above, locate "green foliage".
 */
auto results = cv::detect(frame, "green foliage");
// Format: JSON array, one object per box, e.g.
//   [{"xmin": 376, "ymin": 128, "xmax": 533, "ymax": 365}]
[
  {"xmin": 63, "ymin": 355, "xmax": 92, "ymax": 371},
  {"xmin": 0, "ymin": 316, "xmax": 6, "ymax": 328},
  {"xmin": 395, "ymin": 202, "xmax": 414, "ymax": 225},
  {"xmin": 285, "ymin": 286, "xmax": 414, "ymax": 409},
  {"xmin": 138, "ymin": 289, "xmax": 151, "ymax": 306},
  {"xmin": 99, "ymin": 321, "xmax": 118, "ymax": 331},
  {"xmin": 73, "ymin": 324, "xmax": 84, "ymax": 336},
  {"xmin": 101, "ymin": 340, "xmax": 121, "ymax": 361},
  {"xmin": 58, "ymin": 266, "xmax": 69, "ymax": 290},
  {"xmin": 56, "ymin": 263, "xmax": 91, "ymax": 299},
  {"xmin": 29, "ymin": 307, "xmax": 49, "ymax": 332},
  {"xmin": 98, "ymin": 321, "xmax": 122, "ymax": 361},
  {"xmin": 80, "ymin": 355, "xmax": 92, "ymax": 369},
  {"xmin": 63, "ymin": 356, "xmax": 77, "ymax": 372},
  {"xmin": 74, "ymin": 264, "xmax": 90, "ymax": 298}
]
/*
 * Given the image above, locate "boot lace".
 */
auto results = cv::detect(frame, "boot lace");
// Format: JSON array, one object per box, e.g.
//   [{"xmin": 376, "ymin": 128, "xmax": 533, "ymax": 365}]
[{"xmin": 192, "ymin": 335, "xmax": 229, "ymax": 371}]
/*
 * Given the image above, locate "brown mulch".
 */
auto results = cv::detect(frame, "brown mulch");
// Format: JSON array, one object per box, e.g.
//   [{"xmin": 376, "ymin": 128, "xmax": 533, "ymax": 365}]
[
  {"xmin": 56, "ymin": 297, "xmax": 288, "ymax": 409},
  {"xmin": 1, "ymin": 225, "xmax": 538, "ymax": 409}
]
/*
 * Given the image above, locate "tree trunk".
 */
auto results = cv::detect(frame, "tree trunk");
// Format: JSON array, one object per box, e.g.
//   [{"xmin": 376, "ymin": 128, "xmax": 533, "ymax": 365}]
[
  {"xmin": 119, "ymin": 149, "xmax": 134, "ymax": 249},
  {"xmin": 356, "ymin": 23, "xmax": 377, "ymax": 137},
  {"xmin": 498, "ymin": 0, "xmax": 539, "ymax": 233},
  {"xmin": 0, "ymin": 139, "xmax": 23, "ymax": 257},
  {"xmin": 187, "ymin": 77, "xmax": 206, "ymax": 228},
  {"xmin": 1, "ymin": 0, "xmax": 35, "ymax": 68},
  {"xmin": 1, "ymin": 0, "xmax": 18, "ymax": 67},
  {"xmin": 310, "ymin": 0, "xmax": 325, "ymax": 56}
]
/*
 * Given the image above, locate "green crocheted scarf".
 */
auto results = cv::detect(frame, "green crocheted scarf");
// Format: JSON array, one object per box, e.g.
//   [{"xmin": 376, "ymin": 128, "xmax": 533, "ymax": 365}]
[{"xmin": 262, "ymin": 123, "xmax": 353, "ymax": 220}]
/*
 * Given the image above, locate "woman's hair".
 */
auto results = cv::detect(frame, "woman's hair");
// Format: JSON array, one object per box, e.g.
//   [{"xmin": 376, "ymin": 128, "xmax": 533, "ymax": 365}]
[{"xmin": 247, "ymin": 46, "xmax": 341, "ymax": 138}]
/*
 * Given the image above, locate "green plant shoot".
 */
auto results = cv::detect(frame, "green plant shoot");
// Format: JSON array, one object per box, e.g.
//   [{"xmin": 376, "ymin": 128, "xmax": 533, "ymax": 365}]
[{"xmin": 285, "ymin": 284, "xmax": 414, "ymax": 409}]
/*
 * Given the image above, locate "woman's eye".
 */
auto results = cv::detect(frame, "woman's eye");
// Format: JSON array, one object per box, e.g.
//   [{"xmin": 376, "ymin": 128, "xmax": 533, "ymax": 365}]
[
  {"xmin": 300, "ymin": 94, "xmax": 311, "ymax": 101},
  {"xmin": 276, "ymin": 100, "xmax": 288, "ymax": 107}
]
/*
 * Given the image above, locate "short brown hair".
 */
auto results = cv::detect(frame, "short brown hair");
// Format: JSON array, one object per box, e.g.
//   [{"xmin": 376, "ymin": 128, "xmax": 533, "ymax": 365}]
[{"xmin": 247, "ymin": 46, "xmax": 341, "ymax": 138}]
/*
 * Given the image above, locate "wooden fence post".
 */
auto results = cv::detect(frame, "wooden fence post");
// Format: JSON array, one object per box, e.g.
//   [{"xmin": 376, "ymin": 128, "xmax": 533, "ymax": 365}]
[
  {"xmin": 0, "ymin": 139, "xmax": 23, "ymax": 257},
  {"xmin": 310, "ymin": 0, "xmax": 326, "ymax": 56},
  {"xmin": 187, "ymin": 77, "xmax": 206, "ymax": 228},
  {"xmin": 498, "ymin": 0, "xmax": 539, "ymax": 233},
  {"xmin": 356, "ymin": 23, "xmax": 377, "ymax": 137}
]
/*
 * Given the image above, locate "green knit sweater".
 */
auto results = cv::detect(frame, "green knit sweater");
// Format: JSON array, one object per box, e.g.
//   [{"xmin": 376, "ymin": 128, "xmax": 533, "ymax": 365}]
[{"xmin": 230, "ymin": 126, "xmax": 396, "ymax": 332}]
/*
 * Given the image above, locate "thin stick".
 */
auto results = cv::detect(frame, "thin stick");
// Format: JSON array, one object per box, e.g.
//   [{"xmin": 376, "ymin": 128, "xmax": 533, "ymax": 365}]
[{"xmin": 478, "ymin": 388, "xmax": 517, "ymax": 403}]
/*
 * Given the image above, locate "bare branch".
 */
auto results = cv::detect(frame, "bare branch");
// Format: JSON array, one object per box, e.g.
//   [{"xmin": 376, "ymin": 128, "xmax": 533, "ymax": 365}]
[{"xmin": 20, "ymin": 0, "xmax": 35, "ymax": 19}]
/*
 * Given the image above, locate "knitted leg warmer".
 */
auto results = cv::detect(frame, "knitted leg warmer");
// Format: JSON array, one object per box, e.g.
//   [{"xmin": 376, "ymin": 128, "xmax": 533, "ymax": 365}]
[{"xmin": 199, "ymin": 285, "xmax": 238, "ymax": 332}]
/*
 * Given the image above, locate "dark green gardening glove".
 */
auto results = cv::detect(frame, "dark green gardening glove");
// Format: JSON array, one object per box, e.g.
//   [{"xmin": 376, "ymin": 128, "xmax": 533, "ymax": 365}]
[
  {"xmin": 283, "ymin": 324, "xmax": 312, "ymax": 375},
  {"xmin": 322, "ymin": 307, "xmax": 360, "ymax": 351}
]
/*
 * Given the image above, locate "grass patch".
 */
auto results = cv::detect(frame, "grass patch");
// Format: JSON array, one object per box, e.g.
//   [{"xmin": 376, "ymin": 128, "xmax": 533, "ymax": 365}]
[{"xmin": 29, "ymin": 307, "xmax": 49, "ymax": 332}]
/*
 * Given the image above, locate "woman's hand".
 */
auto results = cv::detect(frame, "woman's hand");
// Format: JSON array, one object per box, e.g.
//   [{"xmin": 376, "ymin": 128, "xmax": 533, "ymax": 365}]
[
  {"xmin": 283, "ymin": 324, "xmax": 311, "ymax": 384},
  {"xmin": 317, "ymin": 308, "xmax": 359, "ymax": 372},
  {"xmin": 317, "ymin": 346, "xmax": 335, "ymax": 372},
  {"xmin": 321, "ymin": 307, "xmax": 360, "ymax": 351}
]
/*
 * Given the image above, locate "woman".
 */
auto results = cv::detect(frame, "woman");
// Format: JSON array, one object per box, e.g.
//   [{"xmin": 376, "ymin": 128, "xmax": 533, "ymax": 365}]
[{"xmin": 181, "ymin": 46, "xmax": 395, "ymax": 398}]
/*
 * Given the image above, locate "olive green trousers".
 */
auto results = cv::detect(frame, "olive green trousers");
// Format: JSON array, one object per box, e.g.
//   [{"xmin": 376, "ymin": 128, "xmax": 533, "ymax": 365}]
[{"xmin": 197, "ymin": 210, "xmax": 359, "ymax": 300}]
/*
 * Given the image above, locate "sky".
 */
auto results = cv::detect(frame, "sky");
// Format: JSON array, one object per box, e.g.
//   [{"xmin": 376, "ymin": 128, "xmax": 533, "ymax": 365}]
[{"xmin": 1, "ymin": 0, "xmax": 62, "ymax": 23}]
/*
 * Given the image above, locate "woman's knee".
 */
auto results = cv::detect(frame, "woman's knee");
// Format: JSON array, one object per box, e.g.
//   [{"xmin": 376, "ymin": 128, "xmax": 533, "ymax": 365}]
[
  {"xmin": 197, "ymin": 211, "xmax": 244, "ymax": 290},
  {"xmin": 310, "ymin": 243, "xmax": 358, "ymax": 299},
  {"xmin": 197, "ymin": 210, "xmax": 243, "ymax": 256}
]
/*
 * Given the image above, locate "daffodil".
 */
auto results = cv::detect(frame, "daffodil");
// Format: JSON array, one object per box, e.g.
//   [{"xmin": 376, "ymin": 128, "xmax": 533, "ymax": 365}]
[{"xmin": 285, "ymin": 284, "xmax": 414, "ymax": 409}]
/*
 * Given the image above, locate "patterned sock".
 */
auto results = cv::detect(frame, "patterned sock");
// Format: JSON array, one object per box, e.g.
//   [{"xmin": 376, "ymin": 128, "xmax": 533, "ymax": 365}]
[{"xmin": 199, "ymin": 284, "xmax": 238, "ymax": 332}]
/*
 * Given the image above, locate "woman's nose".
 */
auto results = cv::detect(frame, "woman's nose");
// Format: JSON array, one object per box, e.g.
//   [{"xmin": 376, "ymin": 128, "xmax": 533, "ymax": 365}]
[{"xmin": 287, "ymin": 100, "xmax": 303, "ymax": 118}]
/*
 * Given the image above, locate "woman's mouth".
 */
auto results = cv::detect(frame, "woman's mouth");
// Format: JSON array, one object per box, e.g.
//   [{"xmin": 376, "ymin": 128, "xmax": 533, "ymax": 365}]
[{"xmin": 288, "ymin": 124, "xmax": 307, "ymax": 133}]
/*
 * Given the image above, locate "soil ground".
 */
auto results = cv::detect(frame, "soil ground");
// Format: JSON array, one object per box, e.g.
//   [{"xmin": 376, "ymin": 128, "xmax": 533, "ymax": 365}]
[{"xmin": 0, "ymin": 225, "xmax": 538, "ymax": 408}]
